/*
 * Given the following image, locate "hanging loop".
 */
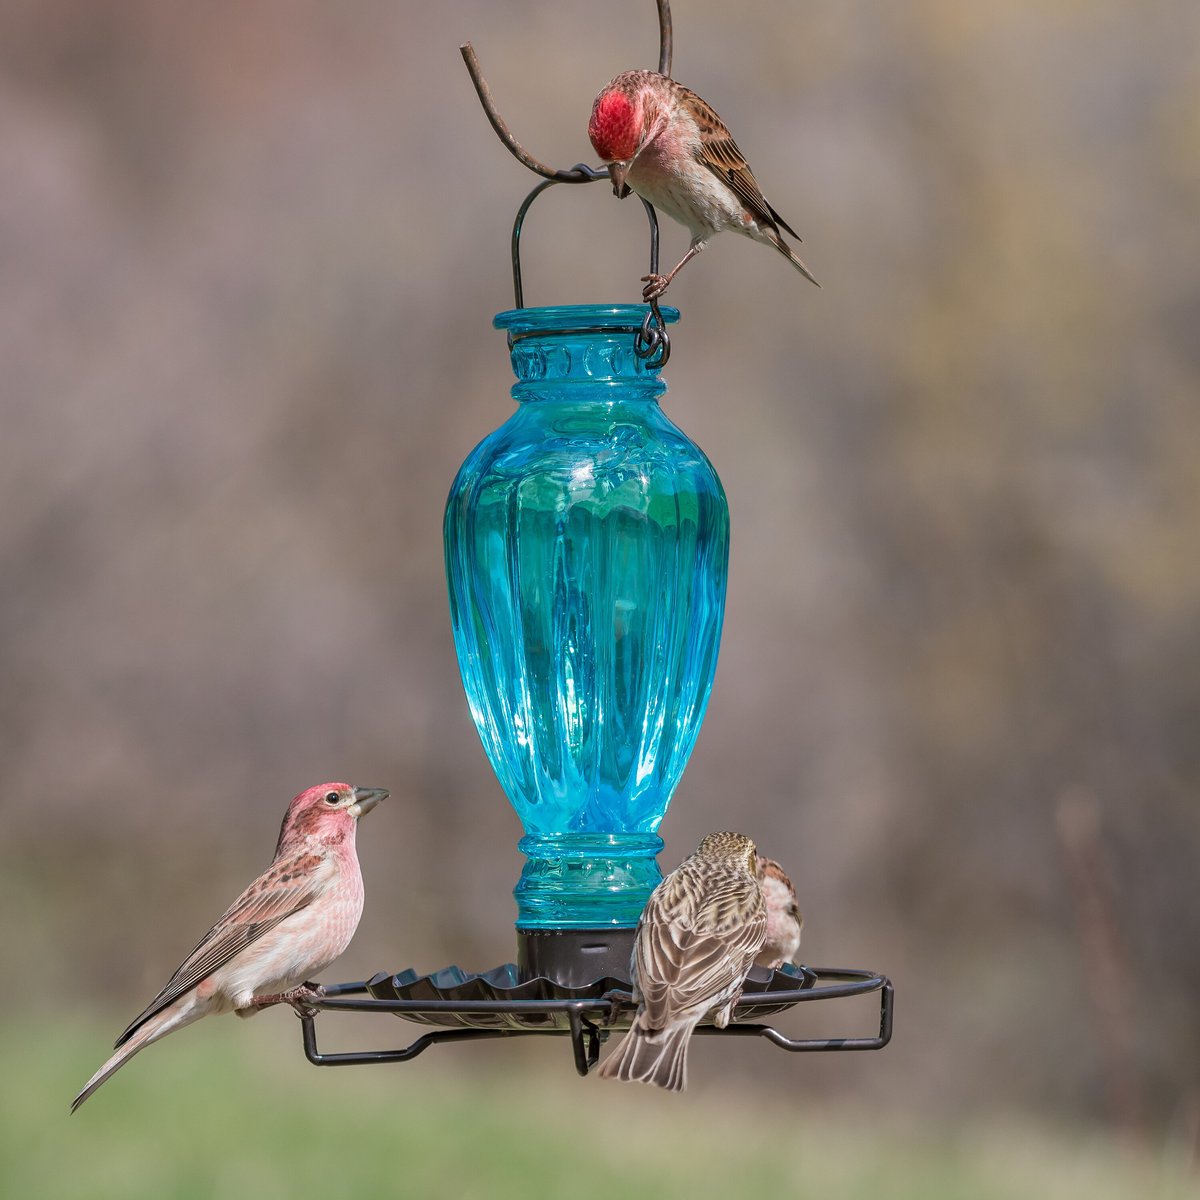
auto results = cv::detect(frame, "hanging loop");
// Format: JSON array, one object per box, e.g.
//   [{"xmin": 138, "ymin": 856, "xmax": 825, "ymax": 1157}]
[
  {"xmin": 509, "ymin": 178, "xmax": 671, "ymax": 367},
  {"xmin": 511, "ymin": 167, "xmax": 606, "ymax": 308}
]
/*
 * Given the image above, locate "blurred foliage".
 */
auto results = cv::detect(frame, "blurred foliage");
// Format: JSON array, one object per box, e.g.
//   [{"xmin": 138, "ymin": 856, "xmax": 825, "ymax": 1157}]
[
  {"xmin": 2, "ymin": 0, "xmax": 1199, "ymax": 1149},
  {"xmin": 14, "ymin": 1017, "xmax": 1197, "ymax": 1199}
]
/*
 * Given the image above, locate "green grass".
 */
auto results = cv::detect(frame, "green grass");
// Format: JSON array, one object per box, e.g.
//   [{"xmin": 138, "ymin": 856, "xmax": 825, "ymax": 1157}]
[{"xmin": 8, "ymin": 1015, "xmax": 1196, "ymax": 1200}]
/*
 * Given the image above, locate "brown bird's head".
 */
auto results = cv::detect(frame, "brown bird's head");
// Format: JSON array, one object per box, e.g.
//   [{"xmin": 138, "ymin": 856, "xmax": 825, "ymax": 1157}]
[
  {"xmin": 696, "ymin": 830, "xmax": 759, "ymax": 875},
  {"xmin": 274, "ymin": 782, "xmax": 387, "ymax": 856},
  {"xmin": 758, "ymin": 855, "xmax": 802, "ymax": 923},
  {"xmin": 588, "ymin": 69, "xmax": 667, "ymax": 197},
  {"xmin": 754, "ymin": 854, "xmax": 803, "ymax": 969},
  {"xmin": 757, "ymin": 855, "xmax": 793, "ymax": 889}
]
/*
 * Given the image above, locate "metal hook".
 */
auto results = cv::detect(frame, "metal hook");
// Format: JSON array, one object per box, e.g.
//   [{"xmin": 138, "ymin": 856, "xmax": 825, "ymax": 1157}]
[
  {"xmin": 460, "ymin": 1, "xmax": 673, "ymax": 182},
  {"xmin": 466, "ymin": 1, "xmax": 674, "ymax": 364}
]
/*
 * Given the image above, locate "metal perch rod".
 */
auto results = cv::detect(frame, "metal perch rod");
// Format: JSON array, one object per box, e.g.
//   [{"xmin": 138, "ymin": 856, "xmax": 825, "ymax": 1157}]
[
  {"xmin": 655, "ymin": 0, "xmax": 673, "ymax": 77},
  {"xmin": 297, "ymin": 967, "xmax": 892, "ymax": 1077},
  {"xmin": 460, "ymin": 0, "xmax": 672, "ymax": 181}
]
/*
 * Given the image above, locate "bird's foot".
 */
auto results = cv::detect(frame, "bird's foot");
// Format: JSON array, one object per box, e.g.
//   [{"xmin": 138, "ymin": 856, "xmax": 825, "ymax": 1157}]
[
  {"xmin": 283, "ymin": 982, "xmax": 326, "ymax": 1017},
  {"xmin": 600, "ymin": 989, "xmax": 631, "ymax": 1027},
  {"xmin": 252, "ymin": 982, "xmax": 327, "ymax": 1018},
  {"xmin": 713, "ymin": 989, "xmax": 743, "ymax": 1030},
  {"xmin": 641, "ymin": 273, "xmax": 671, "ymax": 302}
]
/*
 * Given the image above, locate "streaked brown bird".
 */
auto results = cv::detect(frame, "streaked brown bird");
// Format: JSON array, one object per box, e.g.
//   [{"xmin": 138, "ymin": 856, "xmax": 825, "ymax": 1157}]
[
  {"xmin": 71, "ymin": 782, "xmax": 387, "ymax": 1112},
  {"xmin": 597, "ymin": 831, "xmax": 767, "ymax": 1092},
  {"xmin": 588, "ymin": 69, "xmax": 819, "ymax": 300},
  {"xmin": 754, "ymin": 855, "xmax": 803, "ymax": 969}
]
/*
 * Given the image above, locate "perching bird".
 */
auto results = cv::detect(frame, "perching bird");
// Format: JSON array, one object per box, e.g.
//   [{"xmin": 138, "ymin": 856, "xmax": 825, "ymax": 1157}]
[
  {"xmin": 71, "ymin": 782, "xmax": 387, "ymax": 1112},
  {"xmin": 588, "ymin": 69, "xmax": 819, "ymax": 300},
  {"xmin": 597, "ymin": 831, "xmax": 767, "ymax": 1092},
  {"xmin": 754, "ymin": 855, "xmax": 803, "ymax": 970}
]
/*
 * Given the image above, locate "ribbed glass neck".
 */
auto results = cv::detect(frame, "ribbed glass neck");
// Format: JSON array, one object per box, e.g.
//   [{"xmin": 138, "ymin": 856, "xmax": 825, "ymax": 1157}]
[{"xmin": 494, "ymin": 304, "xmax": 680, "ymax": 403}]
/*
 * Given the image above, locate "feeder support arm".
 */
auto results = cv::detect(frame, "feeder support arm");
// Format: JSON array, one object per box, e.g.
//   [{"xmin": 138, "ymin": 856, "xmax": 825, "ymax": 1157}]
[{"xmin": 460, "ymin": 0, "xmax": 673, "ymax": 182}]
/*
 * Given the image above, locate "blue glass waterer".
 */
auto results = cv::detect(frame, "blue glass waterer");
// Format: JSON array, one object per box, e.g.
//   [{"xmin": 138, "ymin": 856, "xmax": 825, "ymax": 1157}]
[
  {"xmin": 289, "ymin": 43, "xmax": 894, "ymax": 1069},
  {"xmin": 444, "ymin": 194, "xmax": 729, "ymax": 962}
]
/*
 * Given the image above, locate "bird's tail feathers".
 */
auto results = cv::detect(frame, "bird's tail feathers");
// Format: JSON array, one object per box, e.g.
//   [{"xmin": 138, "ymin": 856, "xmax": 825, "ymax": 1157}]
[
  {"xmin": 771, "ymin": 233, "xmax": 820, "ymax": 288},
  {"xmin": 596, "ymin": 1013, "xmax": 695, "ymax": 1092},
  {"xmin": 71, "ymin": 997, "xmax": 203, "ymax": 1112}
]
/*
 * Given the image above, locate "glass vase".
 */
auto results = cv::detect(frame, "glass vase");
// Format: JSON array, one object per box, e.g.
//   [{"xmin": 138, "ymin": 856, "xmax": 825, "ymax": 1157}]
[{"xmin": 444, "ymin": 304, "xmax": 728, "ymax": 930}]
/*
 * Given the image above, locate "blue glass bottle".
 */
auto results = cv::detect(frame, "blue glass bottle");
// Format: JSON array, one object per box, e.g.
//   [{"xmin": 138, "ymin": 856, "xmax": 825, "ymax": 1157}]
[{"xmin": 444, "ymin": 304, "xmax": 729, "ymax": 930}]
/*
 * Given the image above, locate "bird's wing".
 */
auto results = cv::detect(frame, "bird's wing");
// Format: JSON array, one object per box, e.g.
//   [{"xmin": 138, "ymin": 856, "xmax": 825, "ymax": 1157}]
[
  {"xmin": 680, "ymin": 85, "xmax": 801, "ymax": 241},
  {"xmin": 634, "ymin": 866, "xmax": 767, "ymax": 1029},
  {"xmin": 114, "ymin": 848, "xmax": 333, "ymax": 1047}
]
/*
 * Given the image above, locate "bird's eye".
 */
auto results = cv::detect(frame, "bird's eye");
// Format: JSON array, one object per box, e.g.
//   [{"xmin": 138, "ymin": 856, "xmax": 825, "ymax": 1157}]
[{"xmin": 324, "ymin": 791, "xmax": 340, "ymax": 805}]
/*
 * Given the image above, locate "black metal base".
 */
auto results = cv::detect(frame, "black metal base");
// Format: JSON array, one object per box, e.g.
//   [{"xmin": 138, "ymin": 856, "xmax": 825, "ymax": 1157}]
[
  {"xmin": 516, "ymin": 928, "xmax": 634, "ymax": 986},
  {"xmin": 297, "ymin": 964, "xmax": 893, "ymax": 1078}
]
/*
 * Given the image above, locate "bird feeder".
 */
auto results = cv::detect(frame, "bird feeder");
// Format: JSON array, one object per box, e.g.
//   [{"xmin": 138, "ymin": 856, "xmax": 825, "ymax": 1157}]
[{"xmin": 297, "ymin": 0, "xmax": 892, "ymax": 1078}]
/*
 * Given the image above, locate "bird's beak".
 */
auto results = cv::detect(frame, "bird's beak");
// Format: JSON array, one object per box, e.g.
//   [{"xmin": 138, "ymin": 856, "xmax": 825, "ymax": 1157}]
[
  {"xmin": 608, "ymin": 162, "xmax": 631, "ymax": 199},
  {"xmin": 350, "ymin": 786, "xmax": 388, "ymax": 818}
]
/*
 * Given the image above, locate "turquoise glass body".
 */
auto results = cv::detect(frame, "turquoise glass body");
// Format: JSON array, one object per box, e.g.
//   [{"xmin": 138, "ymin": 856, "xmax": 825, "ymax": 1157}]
[{"xmin": 444, "ymin": 305, "xmax": 729, "ymax": 928}]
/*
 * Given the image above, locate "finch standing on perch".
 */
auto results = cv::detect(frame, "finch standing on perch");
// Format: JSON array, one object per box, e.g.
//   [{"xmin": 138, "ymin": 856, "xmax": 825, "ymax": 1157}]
[
  {"xmin": 72, "ymin": 782, "xmax": 387, "ymax": 1112},
  {"xmin": 598, "ymin": 831, "xmax": 767, "ymax": 1092},
  {"xmin": 588, "ymin": 69, "xmax": 819, "ymax": 300}
]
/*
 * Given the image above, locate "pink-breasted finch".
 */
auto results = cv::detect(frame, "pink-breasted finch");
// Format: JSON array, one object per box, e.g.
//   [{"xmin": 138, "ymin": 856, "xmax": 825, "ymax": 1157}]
[
  {"xmin": 754, "ymin": 855, "xmax": 803, "ymax": 969},
  {"xmin": 588, "ymin": 70, "xmax": 819, "ymax": 301},
  {"xmin": 71, "ymin": 782, "xmax": 387, "ymax": 1112},
  {"xmin": 597, "ymin": 831, "xmax": 767, "ymax": 1092}
]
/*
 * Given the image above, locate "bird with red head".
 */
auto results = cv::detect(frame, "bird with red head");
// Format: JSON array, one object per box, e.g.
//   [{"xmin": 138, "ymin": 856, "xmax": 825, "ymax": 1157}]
[
  {"xmin": 71, "ymin": 781, "xmax": 387, "ymax": 1112},
  {"xmin": 588, "ymin": 70, "xmax": 819, "ymax": 300}
]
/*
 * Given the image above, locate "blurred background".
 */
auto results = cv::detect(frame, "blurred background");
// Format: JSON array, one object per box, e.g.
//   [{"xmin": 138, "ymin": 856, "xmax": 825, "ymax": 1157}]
[{"xmin": 3, "ymin": 0, "xmax": 1198, "ymax": 1194}]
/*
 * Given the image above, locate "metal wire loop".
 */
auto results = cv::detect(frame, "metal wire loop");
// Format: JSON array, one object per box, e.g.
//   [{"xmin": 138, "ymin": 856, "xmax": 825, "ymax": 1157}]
[
  {"xmin": 509, "ymin": 180, "xmax": 671, "ymax": 367},
  {"xmin": 635, "ymin": 300, "xmax": 671, "ymax": 369},
  {"xmin": 511, "ymin": 167, "xmax": 605, "ymax": 308}
]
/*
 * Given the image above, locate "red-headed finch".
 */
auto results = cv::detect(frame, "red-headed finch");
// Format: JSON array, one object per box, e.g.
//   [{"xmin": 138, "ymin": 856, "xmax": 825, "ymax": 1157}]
[
  {"xmin": 754, "ymin": 855, "xmax": 803, "ymax": 969},
  {"xmin": 588, "ymin": 69, "xmax": 819, "ymax": 300},
  {"xmin": 71, "ymin": 782, "xmax": 387, "ymax": 1112},
  {"xmin": 597, "ymin": 831, "xmax": 767, "ymax": 1092}
]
